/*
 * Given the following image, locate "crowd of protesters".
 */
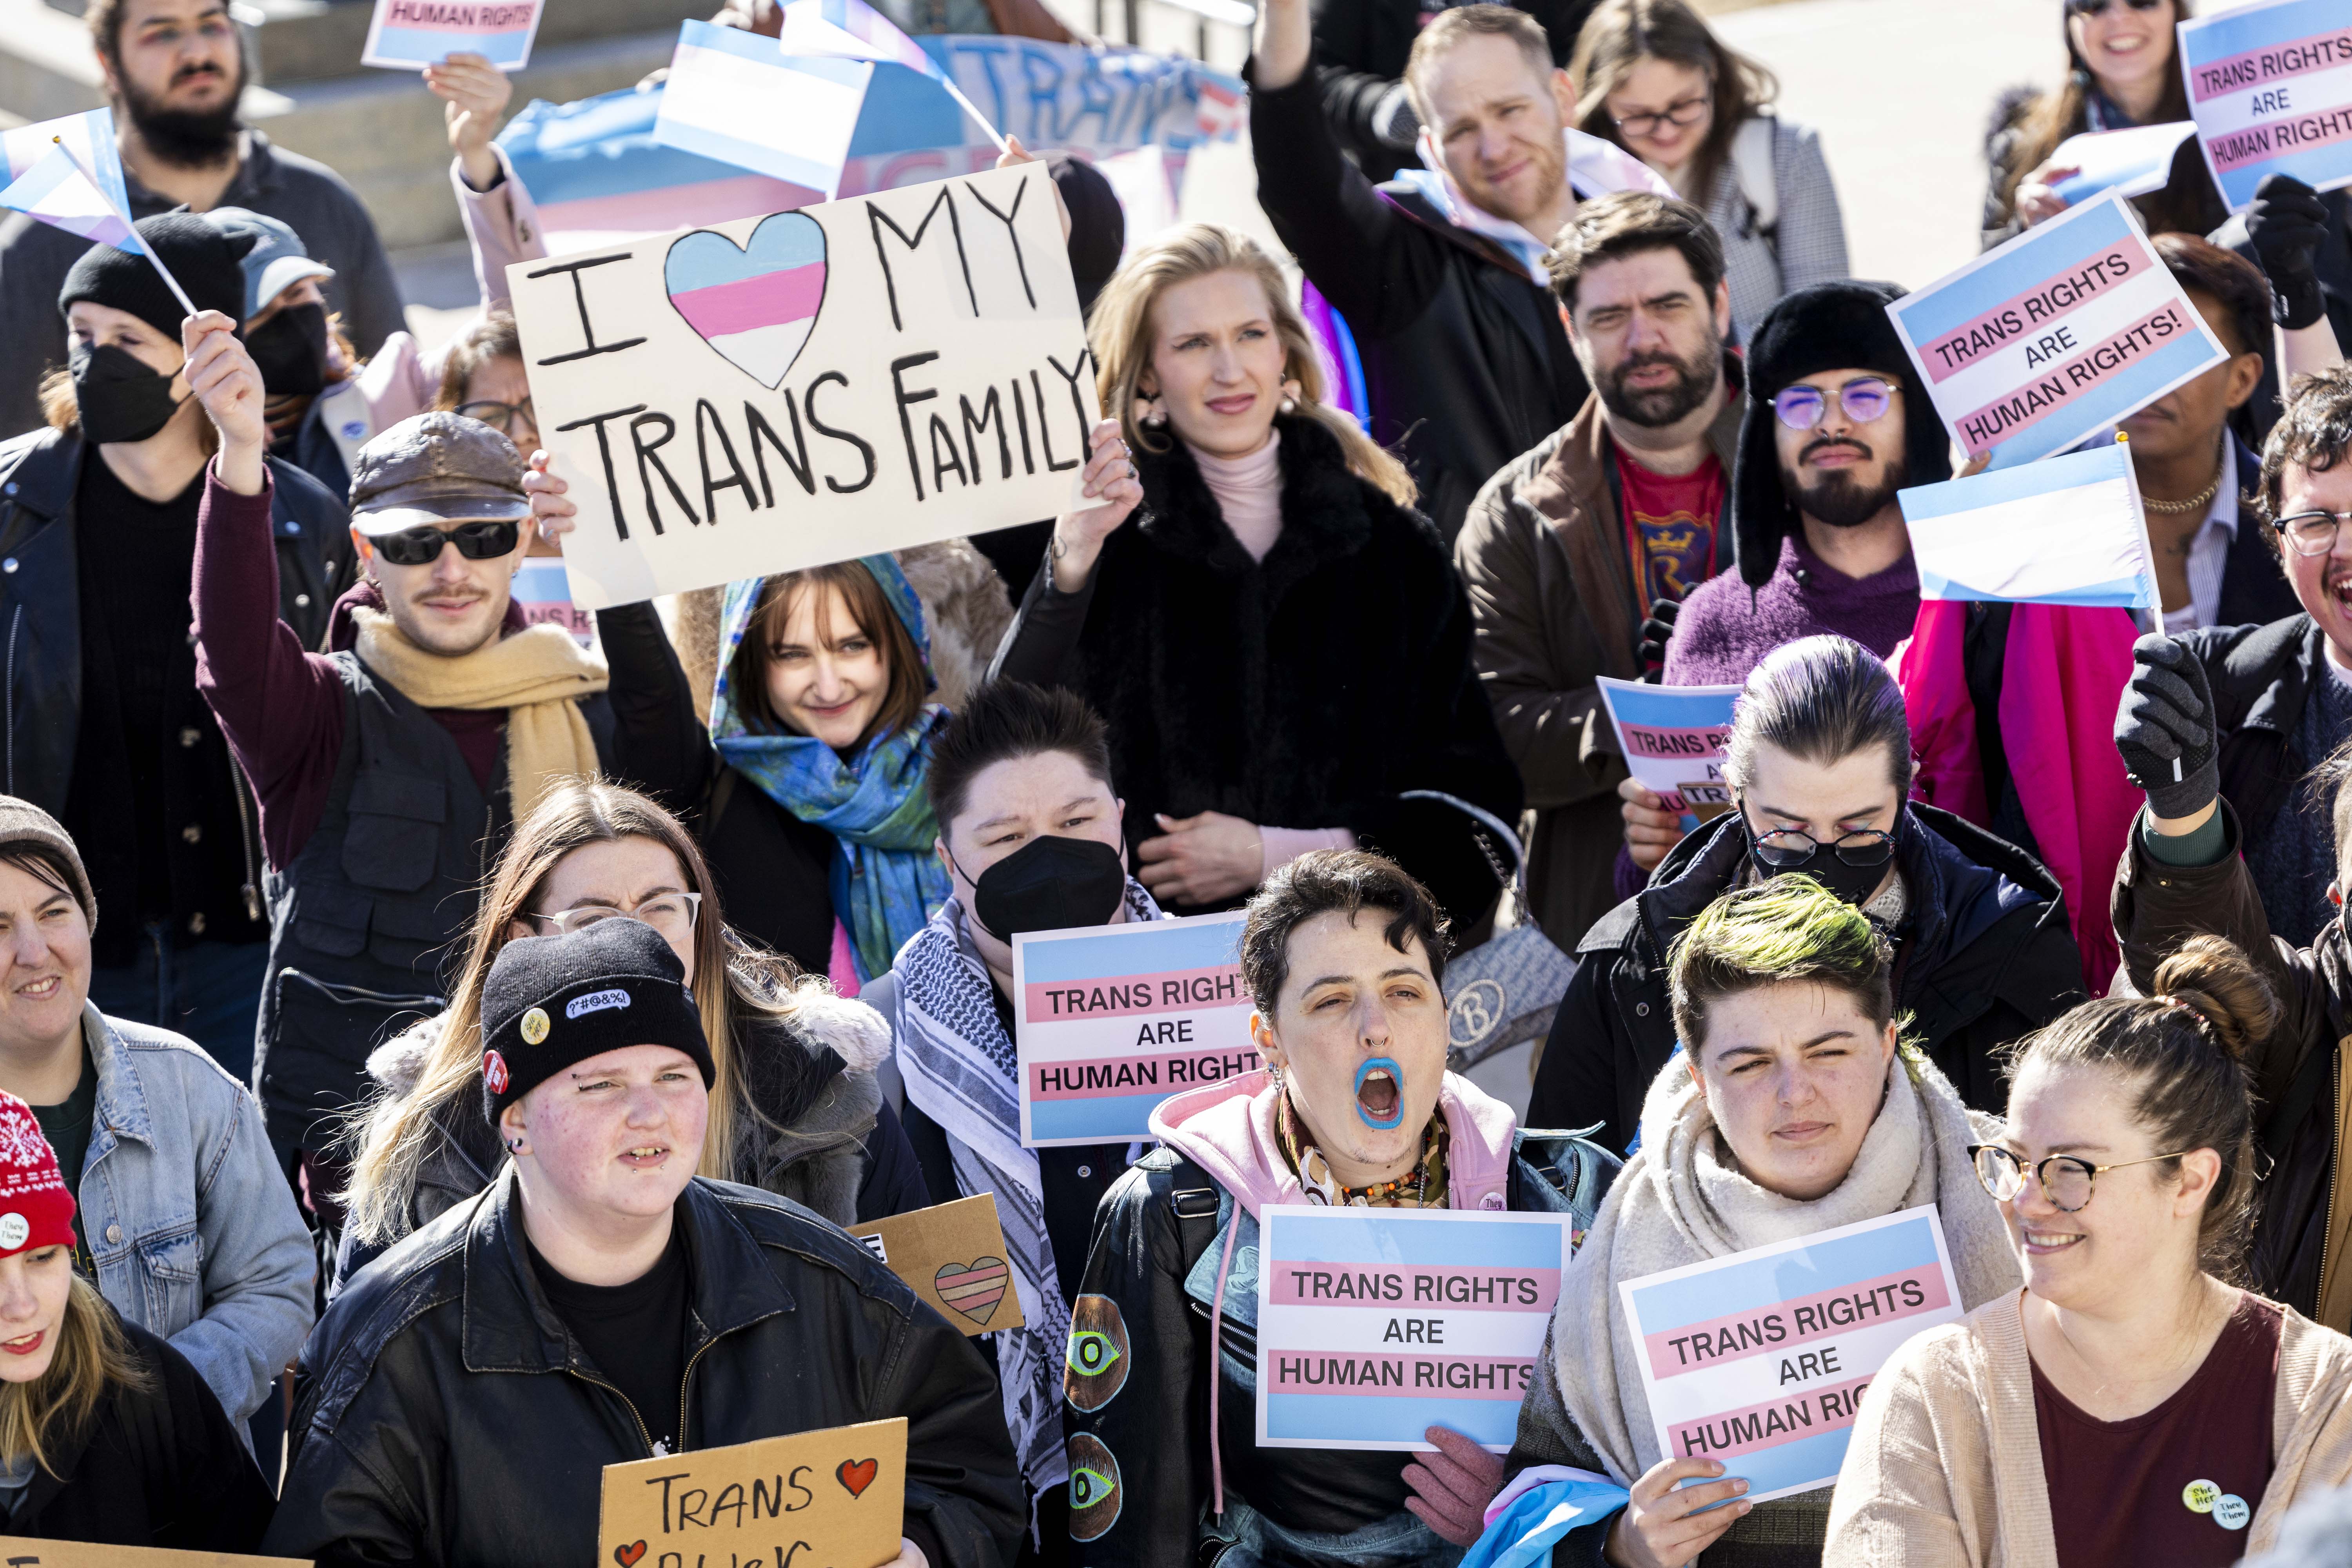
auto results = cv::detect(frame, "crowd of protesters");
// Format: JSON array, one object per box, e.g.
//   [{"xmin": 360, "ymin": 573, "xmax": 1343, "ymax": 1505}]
[{"xmin": 9, "ymin": 0, "xmax": 2352, "ymax": 1561}]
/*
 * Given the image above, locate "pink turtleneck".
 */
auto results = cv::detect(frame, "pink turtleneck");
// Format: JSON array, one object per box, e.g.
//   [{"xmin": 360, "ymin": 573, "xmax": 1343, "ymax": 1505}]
[{"xmin": 1186, "ymin": 428, "xmax": 1283, "ymax": 562}]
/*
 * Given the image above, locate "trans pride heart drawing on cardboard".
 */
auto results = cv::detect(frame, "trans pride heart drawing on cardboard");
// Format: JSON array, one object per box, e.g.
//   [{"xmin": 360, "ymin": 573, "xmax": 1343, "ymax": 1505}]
[
  {"xmin": 934, "ymin": 1256, "xmax": 1011, "ymax": 1327},
  {"xmin": 664, "ymin": 211, "xmax": 827, "ymax": 389}
]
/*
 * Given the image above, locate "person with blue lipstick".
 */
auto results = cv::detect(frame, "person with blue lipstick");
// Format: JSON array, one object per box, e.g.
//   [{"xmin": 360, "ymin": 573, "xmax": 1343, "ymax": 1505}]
[{"xmin": 1063, "ymin": 849, "xmax": 1620, "ymax": 1567}]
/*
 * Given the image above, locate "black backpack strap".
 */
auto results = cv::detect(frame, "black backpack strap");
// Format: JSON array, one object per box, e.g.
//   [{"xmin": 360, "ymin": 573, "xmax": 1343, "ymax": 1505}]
[
  {"xmin": 2262, "ymin": 1035, "xmax": 2338, "ymax": 1167},
  {"xmin": 1163, "ymin": 1153, "xmax": 1224, "ymax": 1275}
]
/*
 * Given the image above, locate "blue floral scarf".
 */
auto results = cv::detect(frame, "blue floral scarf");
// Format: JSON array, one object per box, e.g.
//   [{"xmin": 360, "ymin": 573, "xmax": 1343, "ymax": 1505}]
[{"xmin": 711, "ymin": 557, "xmax": 953, "ymax": 980}]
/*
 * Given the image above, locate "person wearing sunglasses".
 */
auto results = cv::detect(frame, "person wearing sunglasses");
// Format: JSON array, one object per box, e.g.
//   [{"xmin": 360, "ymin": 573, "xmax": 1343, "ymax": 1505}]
[
  {"xmin": 1532, "ymin": 635, "xmax": 2083, "ymax": 1156},
  {"xmin": 1503, "ymin": 876, "xmax": 2018, "ymax": 1568},
  {"xmin": 1828, "ymin": 935, "xmax": 2352, "ymax": 1566},
  {"xmin": 187, "ymin": 361, "xmax": 616, "ymax": 1251},
  {"xmin": 1982, "ymin": 0, "xmax": 2225, "ymax": 248}
]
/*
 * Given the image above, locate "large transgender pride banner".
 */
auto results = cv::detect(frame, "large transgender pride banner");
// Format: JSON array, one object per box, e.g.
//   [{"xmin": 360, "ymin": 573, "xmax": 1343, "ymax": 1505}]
[
  {"xmin": 1255, "ymin": 1208, "xmax": 1572, "ymax": 1452},
  {"xmin": 2179, "ymin": 0, "xmax": 2352, "ymax": 212},
  {"xmin": 1617, "ymin": 1207, "xmax": 1965, "ymax": 1503},
  {"xmin": 1887, "ymin": 189, "xmax": 2229, "ymax": 469},
  {"xmin": 362, "ymin": 0, "xmax": 543, "ymax": 69},
  {"xmin": 1595, "ymin": 678, "xmax": 1740, "ymax": 833},
  {"xmin": 1012, "ymin": 912, "xmax": 1256, "ymax": 1147}
]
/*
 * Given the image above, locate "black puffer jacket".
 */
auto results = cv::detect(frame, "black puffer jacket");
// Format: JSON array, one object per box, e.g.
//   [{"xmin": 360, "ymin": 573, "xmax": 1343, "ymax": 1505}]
[
  {"xmin": 1530, "ymin": 804, "xmax": 2086, "ymax": 1152},
  {"xmin": 992, "ymin": 412, "xmax": 1522, "ymax": 931},
  {"xmin": 267, "ymin": 1169, "xmax": 1025, "ymax": 1568}
]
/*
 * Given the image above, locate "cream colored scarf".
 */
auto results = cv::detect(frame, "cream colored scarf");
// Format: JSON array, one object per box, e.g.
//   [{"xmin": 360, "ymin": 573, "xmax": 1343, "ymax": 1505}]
[
  {"xmin": 352, "ymin": 608, "xmax": 609, "ymax": 819},
  {"xmin": 1553, "ymin": 1047, "xmax": 2023, "ymax": 1486}
]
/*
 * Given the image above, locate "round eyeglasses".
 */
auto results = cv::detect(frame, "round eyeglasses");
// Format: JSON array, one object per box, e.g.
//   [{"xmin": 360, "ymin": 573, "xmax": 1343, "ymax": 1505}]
[
  {"xmin": 2274, "ymin": 509, "xmax": 2352, "ymax": 558},
  {"xmin": 1968, "ymin": 1143, "xmax": 2196, "ymax": 1212},
  {"xmin": 1612, "ymin": 93, "xmax": 1711, "ymax": 140},
  {"xmin": 1772, "ymin": 377, "xmax": 1896, "ymax": 432},
  {"xmin": 1748, "ymin": 826, "xmax": 1897, "ymax": 871},
  {"xmin": 526, "ymin": 891, "xmax": 703, "ymax": 946}
]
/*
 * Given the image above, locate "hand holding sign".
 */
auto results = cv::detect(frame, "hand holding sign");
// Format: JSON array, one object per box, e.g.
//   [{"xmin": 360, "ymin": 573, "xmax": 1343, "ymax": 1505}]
[
  {"xmin": 1608, "ymin": 1457, "xmax": 1752, "ymax": 1568},
  {"xmin": 1399, "ymin": 1425, "xmax": 1508, "ymax": 1547},
  {"xmin": 1042, "ymin": 418, "xmax": 1144, "ymax": 597},
  {"xmin": 427, "ymin": 51, "xmax": 514, "ymax": 192}
]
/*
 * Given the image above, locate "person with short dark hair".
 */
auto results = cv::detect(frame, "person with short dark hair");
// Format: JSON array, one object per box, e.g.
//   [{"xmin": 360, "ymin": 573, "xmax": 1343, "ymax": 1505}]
[
  {"xmin": 1532, "ymin": 636, "xmax": 2083, "ymax": 1153},
  {"xmin": 1828, "ymin": 937, "xmax": 2352, "ymax": 1564},
  {"xmin": 1067, "ymin": 848, "xmax": 1619, "ymax": 1567},
  {"xmin": 265, "ymin": 919, "xmax": 1025, "ymax": 1567},
  {"xmin": 0, "ymin": 0, "xmax": 403, "ymax": 439},
  {"xmin": 1456, "ymin": 189, "xmax": 1740, "ymax": 951}
]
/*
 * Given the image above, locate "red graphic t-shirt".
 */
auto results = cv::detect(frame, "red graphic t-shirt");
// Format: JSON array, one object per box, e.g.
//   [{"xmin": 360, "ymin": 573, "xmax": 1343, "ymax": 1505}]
[{"xmin": 1613, "ymin": 443, "xmax": 1727, "ymax": 608}]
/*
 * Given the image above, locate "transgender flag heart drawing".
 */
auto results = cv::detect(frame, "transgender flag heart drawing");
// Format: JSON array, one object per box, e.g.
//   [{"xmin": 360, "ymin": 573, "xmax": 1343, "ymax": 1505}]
[{"xmin": 664, "ymin": 211, "xmax": 828, "ymax": 389}]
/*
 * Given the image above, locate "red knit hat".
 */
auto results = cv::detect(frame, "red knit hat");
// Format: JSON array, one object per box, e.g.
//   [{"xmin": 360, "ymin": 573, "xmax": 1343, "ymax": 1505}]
[{"xmin": 0, "ymin": 1095, "xmax": 75, "ymax": 1258}]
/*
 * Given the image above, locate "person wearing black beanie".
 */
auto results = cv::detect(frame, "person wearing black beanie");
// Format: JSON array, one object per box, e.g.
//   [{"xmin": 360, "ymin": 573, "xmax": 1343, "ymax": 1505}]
[{"xmin": 0, "ymin": 212, "xmax": 350, "ymax": 1098}]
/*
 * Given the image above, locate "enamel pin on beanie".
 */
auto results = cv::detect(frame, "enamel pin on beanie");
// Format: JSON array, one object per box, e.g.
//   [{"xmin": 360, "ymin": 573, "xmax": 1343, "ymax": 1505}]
[
  {"xmin": 0, "ymin": 1093, "xmax": 76, "ymax": 1258},
  {"xmin": 478, "ymin": 918, "xmax": 714, "ymax": 1126}
]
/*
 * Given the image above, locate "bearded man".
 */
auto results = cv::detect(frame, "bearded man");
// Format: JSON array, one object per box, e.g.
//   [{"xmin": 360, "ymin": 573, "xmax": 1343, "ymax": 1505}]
[{"xmin": 0, "ymin": 0, "xmax": 403, "ymax": 436}]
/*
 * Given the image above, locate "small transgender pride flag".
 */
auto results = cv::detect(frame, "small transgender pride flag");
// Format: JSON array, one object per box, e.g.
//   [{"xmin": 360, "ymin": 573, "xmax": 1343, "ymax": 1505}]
[
  {"xmin": 654, "ymin": 21, "xmax": 871, "ymax": 196},
  {"xmin": 779, "ymin": 0, "xmax": 1005, "ymax": 149},
  {"xmin": 2, "ymin": 109, "xmax": 137, "ymax": 247}
]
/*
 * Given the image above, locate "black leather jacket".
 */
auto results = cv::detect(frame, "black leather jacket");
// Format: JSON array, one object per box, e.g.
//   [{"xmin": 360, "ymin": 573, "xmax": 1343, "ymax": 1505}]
[
  {"xmin": 0, "ymin": 425, "xmax": 351, "ymax": 813},
  {"xmin": 267, "ymin": 1168, "xmax": 1025, "ymax": 1568}
]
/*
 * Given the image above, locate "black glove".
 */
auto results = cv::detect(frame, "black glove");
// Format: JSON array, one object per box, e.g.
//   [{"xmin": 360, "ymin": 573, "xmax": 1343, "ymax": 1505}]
[
  {"xmin": 2115, "ymin": 633, "xmax": 2220, "ymax": 819},
  {"xmin": 1638, "ymin": 597, "xmax": 1679, "ymax": 683},
  {"xmin": 2246, "ymin": 173, "xmax": 2331, "ymax": 331}
]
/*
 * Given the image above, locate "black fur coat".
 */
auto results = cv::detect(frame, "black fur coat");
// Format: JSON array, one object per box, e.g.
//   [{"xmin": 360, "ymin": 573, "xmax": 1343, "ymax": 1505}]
[{"xmin": 996, "ymin": 413, "xmax": 1522, "ymax": 927}]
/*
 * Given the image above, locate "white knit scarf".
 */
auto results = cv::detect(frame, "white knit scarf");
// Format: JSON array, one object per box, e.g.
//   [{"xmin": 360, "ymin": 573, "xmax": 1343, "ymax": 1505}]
[{"xmin": 1553, "ymin": 1048, "xmax": 2022, "ymax": 1485}]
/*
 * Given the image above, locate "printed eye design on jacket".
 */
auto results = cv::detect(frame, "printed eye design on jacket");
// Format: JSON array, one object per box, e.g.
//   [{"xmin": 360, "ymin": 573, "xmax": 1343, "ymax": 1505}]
[
  {"xmin": 1066, "ymin": 1433, "xmax": 1123, "ymax": 1541},
  {"xmin": 1064, "ymin": 1293, "xmax": 1131, "ymax": 1411}
]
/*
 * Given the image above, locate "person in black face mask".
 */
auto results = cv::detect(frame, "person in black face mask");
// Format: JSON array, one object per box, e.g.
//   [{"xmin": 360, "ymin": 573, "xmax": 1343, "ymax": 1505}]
[
  {"xmin": 1530, "ymin": 633, "xmax": 2088, "ymax": 1156},
  {"xmin": 0, "ymin": 211, "xmax": 352, "ymax": 1098},
  {"xmin": 206, "ymin": 207, "xmax": 372, "ymax": 501},
  {"xmin": 854, "ymin": 680, "xmax": 1154, "ymax": 1568}
]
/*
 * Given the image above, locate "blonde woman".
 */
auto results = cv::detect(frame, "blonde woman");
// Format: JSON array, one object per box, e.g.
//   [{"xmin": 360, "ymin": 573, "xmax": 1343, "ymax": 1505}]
[
  {"xmin": 0, "ymin": 1091, "xmax": 273, "ymax": 1548},
  {"xmin": 333, "ymin": 777, "xmax": 926, "ymax": 1292},
  {"xmin": 992, "ymin": 221, "xmax": 1522, "ymax": 931}
]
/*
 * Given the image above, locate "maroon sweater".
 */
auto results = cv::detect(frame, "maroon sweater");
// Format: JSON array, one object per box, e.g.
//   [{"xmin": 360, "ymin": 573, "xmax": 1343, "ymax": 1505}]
[{"xmin": 192, "ymin": 467, "xmax": 511, "ymax": 870}]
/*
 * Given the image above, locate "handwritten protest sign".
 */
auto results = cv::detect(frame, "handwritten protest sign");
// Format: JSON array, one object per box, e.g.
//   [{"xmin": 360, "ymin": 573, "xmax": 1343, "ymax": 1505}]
[
  {"xmin": 1887, "ymin": 189, "xmax": 2228, "ymax": 469},
  {"xmin": 511, "ymin": 557, "xmax": 597, "ymax": 646},
  {"xmin": 1013, "ymin": 912, "xmax": 1255, "ymax": 1147},
  {"xmin": 599, "ymin": 1417, "xmax": 906, "ymax": 1568},
  {"xmin": 509, "ymin": 162, "xmax": 1092, "ymax": 608},
  {"xmin": 1616, "ymin": 1206, "xmax": 1965, "ymax": 1503},
  {"xmin": 0, "ymin": 1544, "xmax": 308, "ymax": 1567},
  {"xmin": 2180, "ymin": 0, "xmax": 2352, "ymax": 212},
  {"xmin": 1596, "ymin": 678, "xmax": 1742, "ymax": 834},
  {"xmin": 849, "ymin": 1193, "xmax": 1028, "ymax": 1336},
  {"xmin": 2048, "ymin": 121, "xmax": 2200, "ymax": 206},
  {"xmin": 1254, "ymin": 1207, "xmax": 1573, "ymax": 1452},
  {"xmin": 361, "ymin": 0, "xmax": 542, "ymax": 69},
  {"xmin": 1901, "ymin": 438, "xmax": 2158, "ymax": 608}
]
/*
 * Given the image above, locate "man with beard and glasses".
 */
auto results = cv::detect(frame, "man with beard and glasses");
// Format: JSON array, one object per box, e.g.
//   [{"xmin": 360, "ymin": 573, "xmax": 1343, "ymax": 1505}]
[
  {"xmin": 0, "ymin": 0, "xmax": 403, "ymax": 439},
  {"xmin": 1617, "ymin": 281, "xmax": 1949, "ymax": 878},
  {"xmin": 1455, "ymin": 190, "xmax": 1738, "ymax": 950}
]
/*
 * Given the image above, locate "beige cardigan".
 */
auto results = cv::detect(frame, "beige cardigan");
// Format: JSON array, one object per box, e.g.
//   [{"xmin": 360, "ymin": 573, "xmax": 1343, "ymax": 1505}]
[{"xmin": 1824, "ymin": 1290, "xmax": 2352, "ymax": 1566}]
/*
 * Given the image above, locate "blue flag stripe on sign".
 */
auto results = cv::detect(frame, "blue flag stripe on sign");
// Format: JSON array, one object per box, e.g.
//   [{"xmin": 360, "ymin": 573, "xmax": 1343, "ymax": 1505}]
[
  {"xmin": 2181, "ymin": 0, "xmax": 2346, "ymax": 66},
  {"xmin": 370, "ymin": 23, "xmax": 531, "ymax": 64},
  {"xmin": 1984, "ymin": 328, "xmax": 2221, "ymax": 469},
  {"xmin": 1267, "ymin": 1212, "xmax": 1568, "ymax": 1269},
  {"xmin": 1027, "ymin": 1090, "xmax": 1171, "ymax": 1141},
  {"xmin": 1598, "ymin": 686, "xmax": 1741, "ymax": 730},
  {"xmin": 1264, "ymin": 1392, "xmax": 1521, "ymax": 1447},
  {"xmin": 1622, "ymin": 1214, "xmax": 1942, "ymax": 1331},
  {"xmin": 1891, "ymin": 198, "xmax": 2134, "ymax": 347},
  {"xmin": 1018, "ymin": 919, "xmax": 1243, "ymax": 984}
]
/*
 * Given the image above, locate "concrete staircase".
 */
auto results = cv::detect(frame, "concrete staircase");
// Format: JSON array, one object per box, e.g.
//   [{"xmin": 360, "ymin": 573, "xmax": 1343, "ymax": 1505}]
[{"xmin": 0, "ymin": 0, "xmax": 690, "ymax": 249}]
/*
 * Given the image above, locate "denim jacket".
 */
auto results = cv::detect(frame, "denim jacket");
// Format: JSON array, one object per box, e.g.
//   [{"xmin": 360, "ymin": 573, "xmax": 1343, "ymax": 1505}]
[{"xmin": 74, "ymin": 1003, "xmax": 315, "ymax": 1426}]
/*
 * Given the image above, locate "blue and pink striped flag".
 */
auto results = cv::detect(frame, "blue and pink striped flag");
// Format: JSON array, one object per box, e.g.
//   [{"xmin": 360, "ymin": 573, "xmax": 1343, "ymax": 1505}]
[
  {"xmin": 779, "ymin": 0, "xmax": 1005, "ymax": 148},
  {"xmin": 655, "ymin": 20, "xmax": 872, "ymax": 197},
  {"xmin": 1, "ymin": 109, "xmax": 139, "ymax": 250}
]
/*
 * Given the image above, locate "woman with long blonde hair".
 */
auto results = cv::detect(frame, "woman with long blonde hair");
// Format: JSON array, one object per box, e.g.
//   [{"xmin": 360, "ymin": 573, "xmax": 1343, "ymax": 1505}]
[
  {"xmin": 334, "ymin": 777, "xmax": 926, "ymax": 1290},
  {"xmin": 0, "ymin": 1091, "xmax": 274, "ymax": 1548},
  {"xmin": 992, "ymin": 221, "xmax": 1521, "ymax": 933}
]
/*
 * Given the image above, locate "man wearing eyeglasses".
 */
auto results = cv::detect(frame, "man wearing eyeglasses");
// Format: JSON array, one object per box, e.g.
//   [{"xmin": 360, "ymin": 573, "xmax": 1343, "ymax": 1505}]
[{"xmin": 183, "ymin": 349, "xmax": 614, "ymax": 1244}]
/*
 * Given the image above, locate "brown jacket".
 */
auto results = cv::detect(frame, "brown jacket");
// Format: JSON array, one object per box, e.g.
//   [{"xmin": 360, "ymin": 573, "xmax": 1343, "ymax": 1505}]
[
  {"xmin": 2111, "ymin": 804, "xmax": 2352, "ymax": 1331},
  {"xmin": 1453, "ymin": 369, "xmax": 1743, "ymax": 950},
  {"xmin": 1826, "ymin": 1290, "xmax": 2352, "ymax": 1566}
]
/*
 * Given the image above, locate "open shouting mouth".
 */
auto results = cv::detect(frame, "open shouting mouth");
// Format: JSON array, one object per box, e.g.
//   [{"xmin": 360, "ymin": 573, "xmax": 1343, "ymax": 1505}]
[{"xmin": 1354, "ymin": 1058, "xmax": 1405, "ymax": 1130}]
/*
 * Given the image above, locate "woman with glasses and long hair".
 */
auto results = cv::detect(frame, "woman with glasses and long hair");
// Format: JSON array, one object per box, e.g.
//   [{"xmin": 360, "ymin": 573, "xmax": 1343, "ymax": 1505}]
[
  {"xmin": 1828, "ymin": 935, "xmax": 2352, "ymax": 1565},
  {"xmin": 1502, "ymin": 877, "xmax": 2019, "ymax": 1568},
  {"xmin": 1530, "ymin": 635, "xmax": 2085, "ymax": 1153},
  {"xmin": 1983, "ymin": 0, "xmax": 2223, "ymax": 247},
  {"xmin": 1568, "ymin": 0, "xmax": 1849, "ymax": 344},
  {"xmin": 332, "ymin": 777, "xmax": 927, "ymax": 1293}
]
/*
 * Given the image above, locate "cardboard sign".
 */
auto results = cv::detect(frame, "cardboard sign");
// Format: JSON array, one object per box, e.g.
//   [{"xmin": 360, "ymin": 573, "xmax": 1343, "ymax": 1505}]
[
  {"xmin": 1615, "ymin": 1206, "xmax": 1965, "ymax": 1503},
  {"xmin": 2180, "ymin": 0, "xmax": 2352, "ymax": 211},
  {"xmin": 1254, "ymin": 1207, "xmax": 1573, "ymax": 1453},
  {"xmin": 1887, "ymin": 189, "xmax": 2229, "ymax": 469},
  {"xmin": 509, "ymin": 161, "xmax": 1092, "ymax": 609},
  {"xmin": 1012, "ymin": 912, "xmax": 1255, "ymax": 1147},
  {"xmin": 0, "ymin": 1544, "xmax": 308, "ymax": 1567},
  {"xmin": 2047, "ymin": 121, "xmax": 2200, "ymax": 206},
  {"xmin": 1901, "ymin": 439, "xmax": 2159, "ymax": 608},
  {"xmin": 598, "ymin": 1417, "xmax": 906, "ymax": 1568},
  {"xmin": 361, "ymin": 0, "xmax": 543, "ymax": 69},
  {"xmin": 848, "ymin": 1193, "xmax": 1027, "ymax": 1336},
  {"xmin": 1595, "ymin": 678, "xmax": 1742, "ymax": 833},
  {"xmin": 511, "ymin": 556, "xmax": 597, "ymax": 647}
]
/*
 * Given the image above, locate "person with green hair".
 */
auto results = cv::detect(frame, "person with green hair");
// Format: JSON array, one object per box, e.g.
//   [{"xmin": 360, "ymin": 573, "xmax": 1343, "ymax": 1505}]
[{"xmin": 1501, "ymin": 878, "xmax": 2021, "ymax": 1567}]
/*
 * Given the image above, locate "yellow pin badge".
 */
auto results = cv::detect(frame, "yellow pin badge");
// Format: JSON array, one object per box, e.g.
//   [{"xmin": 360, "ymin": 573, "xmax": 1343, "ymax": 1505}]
[{"xmin": 521, "ymin": 1007, "xmax": 551, "ymax": 1045}]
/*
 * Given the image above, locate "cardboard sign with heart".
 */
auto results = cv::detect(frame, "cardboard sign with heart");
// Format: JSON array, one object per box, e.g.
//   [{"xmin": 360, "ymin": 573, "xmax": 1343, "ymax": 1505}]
[
  {"xmin": 664, "ymin": 211, "xmax": 828, "ymax": 390},
  {"xmin": 851, "ymin": 1194, "xmax": 1027, "ymax": 1337},
  {"xmin": 0, "ymin": 1542, "xmax": 310, "ymax": 1568},
  {"xmin": 599, "ymin": 1417, "xmax": 905, "ymax": 1568}
]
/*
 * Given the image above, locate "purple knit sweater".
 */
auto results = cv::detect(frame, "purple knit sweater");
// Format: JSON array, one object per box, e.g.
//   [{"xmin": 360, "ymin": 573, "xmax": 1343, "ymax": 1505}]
[{"xmin": 1663, "ymin": 532, "xmax": 1922, "ymax": 685}]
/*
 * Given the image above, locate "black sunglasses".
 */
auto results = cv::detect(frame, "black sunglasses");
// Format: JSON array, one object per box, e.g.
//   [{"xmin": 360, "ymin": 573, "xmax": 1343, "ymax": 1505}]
[
  {"xmin": 369, "ymin": 518, "xmax": 523, "ymax": 567},
  {"xmin": 2064, "ymin": 0, "xmax": 2163, "ymax": 15}
]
